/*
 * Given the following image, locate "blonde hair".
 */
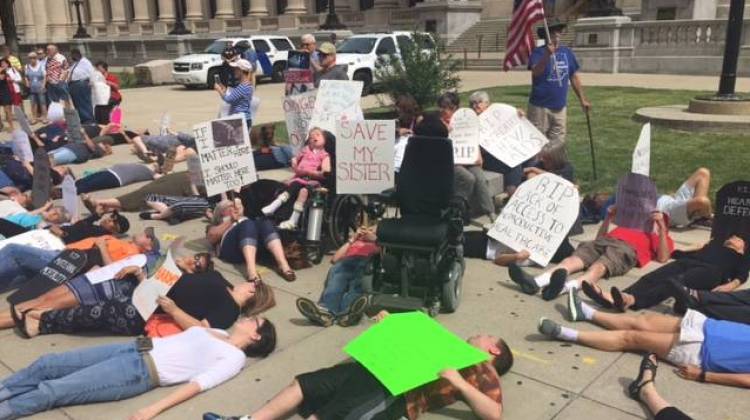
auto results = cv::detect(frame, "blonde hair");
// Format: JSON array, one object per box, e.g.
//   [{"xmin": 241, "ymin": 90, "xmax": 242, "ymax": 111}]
[
  {"xmin": 538, "ymin": 141, "xmax": 569, "ymax": 172},
  {"xmin": 243, "ymin": 281, "xmax": 276, "ymax": 316}
]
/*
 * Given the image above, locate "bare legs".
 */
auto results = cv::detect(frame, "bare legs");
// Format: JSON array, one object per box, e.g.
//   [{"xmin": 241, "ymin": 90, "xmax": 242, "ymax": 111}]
[
  {"xmin": 684, "ymin": 167, "xmax": 712, "ymax": 221},
  {"xmin": 574, "ymin": 311, "xmax": 680, "ymax": 359},
  {"xmin": 0, "ymin": 286, "xmax": 78, "ymax": 329},
  {"xmin": 266, "ymin": 239, "xmax": 292, "ymax": 273},
  {"xmin": 242, "ymin": 244, "xmax": 259, "ymax": 280},
  {"xmin": 250, "ymin": 379, "xmax": 305, "ymax": 420},
  {"xmin": 145, "ymin": 200, "xmax": 172, "ymax": 220}
]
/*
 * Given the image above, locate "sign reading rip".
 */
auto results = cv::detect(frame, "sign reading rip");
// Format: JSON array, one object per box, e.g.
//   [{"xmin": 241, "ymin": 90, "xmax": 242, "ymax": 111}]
[
  {"xmin": 449, "ymin": 108, "xmax": 481, "ymax": 165},
  {"xmin": 336, "ymin": 119, "xmax": 395, "ymax": 194}
]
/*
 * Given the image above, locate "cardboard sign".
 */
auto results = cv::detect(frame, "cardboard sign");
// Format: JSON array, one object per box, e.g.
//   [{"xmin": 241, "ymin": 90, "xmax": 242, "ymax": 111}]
[
  {"xmin": 287, "ymin": 50, "xmax": 311, "ymax": 70},
  {"xmin": 193, "ymin": 114, "xmax": 257, "ymax": 196},
  {"xmin": 283, "ymin": 90, "xmax": 317, "ymax": 152},
  {"xmin": 713, "ymin": 181, "xmax": 750, "ymax": 242},
  {"xmin": 13, "ymin": 106, "xmax": 33, "ymax": 136},
  {"xmin": 450, "ymin": 108, "xmax": 481, "ymax": 165},
  {"xmin": 186, "ymin": 154, "xmax": 205, "ymax": 187},
  {"xmin": 61, "ymin": 175, "xmax": 79, "ymax": 222},
  {"xmin": 345, "ymin": 311, "xmax": 489, "ymax": 396},
  {"xmin": 132, "ymin": 249, "xmax": 182, "ymax": 320},
  {"xmin": 488, "ymin": 173, "xmax": 580, "ymax": 266},
  {"xmin": 285, "ymin": 68, "xmax": 314, "ymax": 96},
  {"xmin": 11, "ymin": 129, "xmax": 33, "ymax": 162},
  {"xmin": 309, "ymin": 80, "xmax": 364, "ymax": 134},
  {"xmin": 0, "ymin": 229, "xmax": 65, "ymax": 252},
  {"xmin": 632, "ymin": 123, "xmax": 651, "ymax": 177},
  {"xmin": 86, "ymin": 254, "xmax": 147, "ymax": 285},
  {"xmin": 394, "ymin": 135, "xmax": 409, "ymax": 172},
  {"xmin": 336, "ymin": 120, "xmax": 395, "ymax": 194},
  {"xmin": 7, "ymin": 249, "xmax": 87, "ymax": 304},
  {"xmin": 479, "ymin": 103, "xmax": 548, "ymax": 168},
  {"xmin": 615, "ymin": 173, "xmax": 658, "ymax": 232},
  {"xmin": 31, "ymin": 148, "xmax": 51, "ymax": 210}
]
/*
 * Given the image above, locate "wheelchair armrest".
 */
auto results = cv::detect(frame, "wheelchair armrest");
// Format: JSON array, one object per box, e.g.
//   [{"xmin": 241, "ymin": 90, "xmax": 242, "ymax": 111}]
[{"xmin": 377, "ymin": 188, "xmax": 397, "ymax": 204}]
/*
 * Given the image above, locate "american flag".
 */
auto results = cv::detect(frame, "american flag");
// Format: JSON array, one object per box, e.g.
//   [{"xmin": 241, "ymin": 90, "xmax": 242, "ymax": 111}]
[{"xmin": 503, "ymin": 0, "xmax": 546, "ymax": 71}]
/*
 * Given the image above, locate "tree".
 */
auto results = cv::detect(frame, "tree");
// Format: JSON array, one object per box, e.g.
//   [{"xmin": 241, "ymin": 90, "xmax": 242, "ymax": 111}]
[
  {"xmin": 375, "ymin": 32, "xmax": 461, "ymax": 110},
  {"xmin": 0, "ymin": 0, "xmax": 19, "ymax": 53}
]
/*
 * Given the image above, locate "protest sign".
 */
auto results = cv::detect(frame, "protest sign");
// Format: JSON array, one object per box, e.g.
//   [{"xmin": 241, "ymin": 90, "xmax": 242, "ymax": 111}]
[
  {"xmin": 488, "ymin": 173, "xmax": 579, "ymax": 266},
  {"xmin": 479, "ymin": 103, "xmax": 548, "ymax": 168},
  {"xmin": 193, "ymin": 114, "xmax": 257, "ymax": 196},
  {"xmin": 283, "ymin": 90, "xmax": 317, "ymax": 153},
  {"xmin": 160, "ymin": 113, "xmax": 171, "ymax": 135},
  {"xmin": 449, "ymin": 108, "xmax": 481, "ymax": 165},
  {"xmin": 187, "ymin": 154, "xmax": 204, "ymax": 187},
  {"xmin": 86, "ymin": 254, "xmax": 147, "ymax": 285},
  {"xmin": 345, "ymin": 311, "xmax": 488, "ymax": 396},
  {"xmin": 47, "ymin": 102, "xmax": 64, "ymax": 122},
  {"xmin": 0, "ymin": 229, "xmax": 64, "ymax": 252},
  {"xmin": 61, "ymin": 175, "xmax": 79, "ymax": 222},
  {"xmin": 285, "ymin": 69, "xmax": 314, "ymax": 96},
  {"xmin": 13, "ymin": 106, "xmax": 33, "ymax": 136},
  {"xmin": 336, "ymin": 120, "xmax": 395, "ymax": 194},
  {"xmin": 7, "ymin": 249, "xmax": 88, "ymax": 305},
  {"xmin": 309, "ymin": 80, "xmax": 364, "ymax": 134},
  {"xmin": 132, "ymin": 249, "xmax": 182, "ymax": 320},
  {"xmin": 394, "ymin": 135, "xmax": 409, "ymax": 172},
  {"xmin": 712, "ymin": 181, "xmax": 750, "ymax": 242},
  {"xmin": 631, "ymin": 123, "xmax": 651, "ymax": 176},
  {"xmin": 11, "ymin": 129, "xmax": 33, "ymax": 162},
  {"xmin": 615, "ymin": 173, "xmax": 658, "ymax": 232}
]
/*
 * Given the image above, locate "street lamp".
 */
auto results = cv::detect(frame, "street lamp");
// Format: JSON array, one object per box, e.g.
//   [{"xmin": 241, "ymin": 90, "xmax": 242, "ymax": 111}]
[
  {"xmin": 70, "ymin": 0, "xmax": 91, "ymax": 38},
  {"xmin": 320, "ymin": 0, "xmax": 347, "ymax": 30},
  {"xmin": 716, "ymin": 0, "xmax": 745, "ymax": 99},
  {"xmin": 169, "ymin": 0, "xmax": 192, "ymax": 35}
]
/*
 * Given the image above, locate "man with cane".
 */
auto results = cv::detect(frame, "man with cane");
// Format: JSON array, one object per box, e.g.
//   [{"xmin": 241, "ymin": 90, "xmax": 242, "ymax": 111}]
[{"xmin": 527, "ymin": 22, "xmax": 591, "ymax": 144}]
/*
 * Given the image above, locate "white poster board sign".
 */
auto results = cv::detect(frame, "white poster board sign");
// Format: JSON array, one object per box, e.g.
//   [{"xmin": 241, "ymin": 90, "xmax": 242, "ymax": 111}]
[
  {"xmin": 309, "ymin": 80, "xmax": 364, "ymax": 134},
  {"xmin": 192, "ymin": 114, "xmax": 257, "ymax": 196},
  {"xmin": 479, "ymin": 103, "xmax": 549, "ymax": 168},
  {"xmin": 47, "ymin": 102, "xmax": 64, "ymax": 122},
  {"xmin": 86, "ymin": 254, "xmax": 148, "ymax": 285},
  {"xmin": 394, "ymin": 135, "xmax": 409, "ymax": 172},
  {"xmin": 283, "ymin": 90, "xmax": 317, "ymax": 153},
  {"xmin": 61, "ymin": 175, "xmax": 79, "ymax": 222},
  {"xmin": 336, "ymin": 120, "xmax": 395, "ymax": 194},
  {"xmin": 0, "ymin": 229, "xmax": 64, "ymax": 252},
  {"xmin": 488, "ymin": 173, "xmax": 579, "ymax": 266},
  {"xmin": 11, "ymin": 129, "xmax": 33, "ymax": 162},
  {"xmin": 132, "ymin": 250, "xmax": 182, "ymax": 320},
  {"xmin": 631, "ymin": 123, "xmax": 651, "ymax": 177},
  {"xmin": 449, "ymin": 108, "xmax": 481, "ymax": 165}
]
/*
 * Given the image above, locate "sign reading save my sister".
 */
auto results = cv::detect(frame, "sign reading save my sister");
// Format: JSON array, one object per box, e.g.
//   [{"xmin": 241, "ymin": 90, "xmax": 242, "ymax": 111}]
[{"xmin": 335, "ymin": 119, "xmax": 395, "ymax": 195}]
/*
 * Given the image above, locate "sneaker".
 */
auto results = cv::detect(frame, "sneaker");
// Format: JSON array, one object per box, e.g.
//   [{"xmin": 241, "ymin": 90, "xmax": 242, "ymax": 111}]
[
  {"xmin": 337, "ymin": 295, "xmax": 370, "ymax": 327},
  {"xmin": 508, "ymin": 263, "xmax": 540, "ymax": 295},
  {"xmin": 537, "ymin": 317, "xmax": 561, "ymax": 338},
  {"xmin": 567, "ymin": 287, "xmax": 586, "ymax": 322},
  {"xmin": 541, "ymin": 269, "xmax": 568, "ymax": 301},
  {"xmin": 279, "ymin": 219, "xmax": 297, "ymax": 230},
  {"xmin": 666, "ymin": 277, "xmax": 699, "ymax": 310},
  {"xmin": 296, "ymin": 298, "xmax": 334, "ymax": 327}
]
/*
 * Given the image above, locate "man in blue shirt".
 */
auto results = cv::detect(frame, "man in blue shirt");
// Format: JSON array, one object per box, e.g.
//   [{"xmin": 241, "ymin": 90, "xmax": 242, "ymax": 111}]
[{"xmin": 527, "ymin": 22, "xmax": 591, "ymax": 144}]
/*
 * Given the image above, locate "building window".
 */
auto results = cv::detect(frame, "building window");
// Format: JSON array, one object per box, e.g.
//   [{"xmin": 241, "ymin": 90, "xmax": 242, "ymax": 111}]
[
  {"xmin": 316, "ymin": 0, "xmax": 328, "ymax": 14},
  {"xmin": 425, "ymin": 19, "xmax": 437, "ymax": 34},
  {"xmin": 656, "ymin": 7, "xmax": 677, "ymax": 20},
  {"xmin": 360, "ymin": 0, "xmax": 374, "ymax": 11},
  {"xmin": 277, "ymin": 0, "xmax": 287, "ymax": 15}
]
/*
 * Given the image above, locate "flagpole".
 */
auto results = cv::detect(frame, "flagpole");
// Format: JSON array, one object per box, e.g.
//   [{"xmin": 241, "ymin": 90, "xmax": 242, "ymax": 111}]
[{"xmin": 541, "ymin": 16, "xmax": 563, "ymax": 87}]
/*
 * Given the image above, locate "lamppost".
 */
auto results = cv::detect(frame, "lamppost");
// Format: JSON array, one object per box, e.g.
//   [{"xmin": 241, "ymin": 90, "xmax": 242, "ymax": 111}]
[
  {"xmin": 169, "ymin": 0, "xmax": 192, "ymax": 35},
  {"xmin": 320, "ymin": 0, "xmax": 347, "ymax": 30},
  {"xmin": 716, "ymin": 0, "xmax": 746, "ymax": 100},
  {"xmin": 70, "ymin": 0, "xmax": 91, "ymax": 38}
]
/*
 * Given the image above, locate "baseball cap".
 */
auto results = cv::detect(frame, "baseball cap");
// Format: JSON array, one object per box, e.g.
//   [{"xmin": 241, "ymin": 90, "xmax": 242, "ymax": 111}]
[
  {"xmin": 230, "ymin": 59, "xmax": 254, "ymax": 72},
  {"xmin": 318, "ymin": 42, "xmax": 336, "ymax": 55},
  {"xmin": 110, "ymin": 211, "xmax": 130, "ymax": 234},
  {"xmin": 144, "ymin": 227, "xmax": 161, "ymax": 253}
]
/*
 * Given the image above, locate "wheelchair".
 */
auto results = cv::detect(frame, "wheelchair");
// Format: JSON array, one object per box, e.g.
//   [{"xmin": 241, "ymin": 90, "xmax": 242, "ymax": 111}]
[{"xmin": 361, "ymin": 134, "xmax": 466, "ymax": 315}]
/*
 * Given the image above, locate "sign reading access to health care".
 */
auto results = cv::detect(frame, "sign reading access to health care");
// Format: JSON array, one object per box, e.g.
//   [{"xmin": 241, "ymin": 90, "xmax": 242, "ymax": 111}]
[
  {"xmin": 449, "ymin": 108, "xmax": 481, "ymax": 165},
  {"xmin": 336, "ymin": 119, "xmax": 395, "ymax": 194},
  {"xmin": 479, "ymin": 103, "xmax": 548, "ymax": 168},
  {"xmin": 488, "ymin": 173, "xmax": 579, "ymax": 266},
  {"xmin": 193, "ymin": 114, "xmax": 257, "ymax": 196},
  {"xmin": 309, "ymin": 80, "xmax": 364, "ymax": 134},
  {"xmin": 615, "ymin": 173, "xmax": 658, "ymax": 232}
]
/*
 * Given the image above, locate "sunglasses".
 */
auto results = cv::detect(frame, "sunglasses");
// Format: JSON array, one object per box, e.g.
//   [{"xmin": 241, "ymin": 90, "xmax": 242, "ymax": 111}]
[{"xmin": 193, "ymin": 255, "xmax": 205, "ymax": 272}]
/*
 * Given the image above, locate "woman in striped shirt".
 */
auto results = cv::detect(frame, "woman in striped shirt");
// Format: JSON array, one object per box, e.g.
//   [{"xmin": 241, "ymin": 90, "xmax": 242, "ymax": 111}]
[{"xmin": 214, "ymin": 58, "xmax": 255, "ymax": 128}]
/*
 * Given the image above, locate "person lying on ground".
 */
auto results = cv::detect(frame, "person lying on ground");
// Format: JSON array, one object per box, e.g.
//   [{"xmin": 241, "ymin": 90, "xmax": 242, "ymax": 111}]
[
  {"xmin": 538, "ymin": 287, "xmax": 750, "ymax": 390},
  {"xmin": 1, "ymin": 201, "xmax": 69, "ymax": 229},
  {"xmin": 628, "ymin": 353, "xmax": 694, "ymax": 420},
  {"xmin": 0, "ymin": 154, "xmax": 69, "ymax": 192},
  {"xmin": 0, "ymin": 319, "xmax": 277, "ymax": 420},
  {"xmin": 296, "ymin": 226, "xmax": 378, "ymax": 328},
  {"xmin": 668, "ymin": 278, "xmax": 750, "ymax": 325},
  {"xmin": 463, "ymin": 229, "xmax": 574, "ymax": 268},
  {"xmin": 585, "ymin": 235, "xmax": 749, "ymax": 312},
  {"xmin": 74, "ymin": 162, "xmax": 161, "ymax": 194},
  {"xmin": 0, "ymin": 227, "xmax": 159, "ymax": 292},
  {"xmin": 82, "ymin": 171, "xmax": 198, "ymax": 214},
  {"xmin": 0, "ymin": 187, "xmax": 33, "ymax": 216},
  {"xmin": 205, "ymin": 311, "xmax": 512, "ymax": 420},
  {"xmin": 127, "ymin": 129, "xmax": 197, "ymax": 165},
  {"xmin": 47, "ymin": 127, "xmax": 113, "ymax": 165},
  {"xmin": 206, "ymin": 200, "xmax": 296, "ymax": 282},
  {"xmin": 49, "ymin": 211, "xmax": 130, "ymax": 244},
  {"xmin": 508, "ymin": 206, "xmax": 673, "ymax": 301}
]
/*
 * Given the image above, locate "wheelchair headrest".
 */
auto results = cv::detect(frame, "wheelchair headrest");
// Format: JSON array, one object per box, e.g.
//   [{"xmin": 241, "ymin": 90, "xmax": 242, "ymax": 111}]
[{"xmin": 397, "ymin": 135, "xmax": 454, "ymax": 217}]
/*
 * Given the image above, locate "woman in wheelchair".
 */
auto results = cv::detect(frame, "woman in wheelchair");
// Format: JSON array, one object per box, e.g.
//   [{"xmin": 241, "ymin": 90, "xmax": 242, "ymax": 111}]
[
  {"xmin": 207, "ymin": 199, "xmax": 296, "ymax": 282},
  {"xmin": 295, "ymin": 225, "xmax": 378, "ymax": 327},
  {"xmin": 261, "ymin": 127, "xmax": 331, "ymax": 230}
]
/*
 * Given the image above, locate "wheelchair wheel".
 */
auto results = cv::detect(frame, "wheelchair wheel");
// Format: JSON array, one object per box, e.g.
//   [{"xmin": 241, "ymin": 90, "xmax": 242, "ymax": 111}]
[
  {"xmin": 305, "ymin": 242, "xmax": 324, "ymax": 265},
  {"xmin": 327, "ymin": 194, "xmax": 365, "ymax": 248},
  {"xmin": 441, "ymin": 258, "xmax": 464, "ymax": 313}
]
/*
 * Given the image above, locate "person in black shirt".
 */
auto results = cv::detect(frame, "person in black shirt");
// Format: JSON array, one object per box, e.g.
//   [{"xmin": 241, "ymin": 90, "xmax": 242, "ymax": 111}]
[
  {"xmin": 49, "ymin": 211, "xmax": 130, "ymax": 244},
  {"xmin": 588, "ymin": 235, "xmax": 749, "ymax": 311},
  {"xmin": 670, "ymin": 280, "xmax": 750, "ymax": 326}
]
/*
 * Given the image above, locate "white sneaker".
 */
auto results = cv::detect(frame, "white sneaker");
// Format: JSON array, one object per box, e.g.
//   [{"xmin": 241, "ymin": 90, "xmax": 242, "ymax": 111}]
[{"xmin": 279, "ymin": 219, "xmax": 297, "ymax": 230}]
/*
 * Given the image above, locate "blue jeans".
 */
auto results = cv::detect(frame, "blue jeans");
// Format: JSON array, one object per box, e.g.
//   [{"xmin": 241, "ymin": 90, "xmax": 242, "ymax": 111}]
[
  {"xmin": 46, "ymin": 82, "xmax": 69, "ymax": 102},
  {"xmin": 0, "ymin": 244, "xmax": 59, "ymax": 292},
  {"xmin": 0, "ymin": 342, "xmax": 154, "ymax": 419},
  {"xmin": 48, "ymin": 147, "xmax": 78, "ymax": 165},
  {"xmin": 69, "ymin": 80, "xmax": 95, "ymax": 124},
  {"xmin": 319, "ymin": 257, "xmax": 369, "ymax": 315},
  {"xmin": 218, "ymin": 218, "xmax": 279, "ymax": 264}
]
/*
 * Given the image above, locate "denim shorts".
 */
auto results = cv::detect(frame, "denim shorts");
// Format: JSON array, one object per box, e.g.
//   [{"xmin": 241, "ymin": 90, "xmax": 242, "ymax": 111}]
[{"xmin": 219, "ymin": 218, "xmax": 279, "ymax": 263}]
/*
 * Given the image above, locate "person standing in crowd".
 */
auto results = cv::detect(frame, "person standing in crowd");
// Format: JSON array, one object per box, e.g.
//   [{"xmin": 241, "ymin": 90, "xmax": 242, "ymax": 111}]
[
  {"xmin": 67, "ymin": 48, "xmax": 95, "ymax": 124},
  {"xmin": 93, "ymin": 61, "xmax": 121, "ymax": 124},
  {"xmin": 0, "ymin": 58, "xmax": 21, "ymax": 131},
  {"xmin": 24, "ymin": 52, "xmax": 47, "ymax": 124},
  {"xmin": 214, "ymin": 59, "xmax": 255, "ymax": 128},
  {"xmin": 527, "ymin": 22, "xmax": 590, "ymax": 144},
  {"xmin": 45, "ymin": 44, "xmax": 70, "ymax": 104},
  {"xmin": 313, "ymin": 42, "xmax": 348, "ymax": 87},
  {"xmin": 1, "ymin": 45, "xmax": 22, "ymax": 72},
  {"xmin": 299, "ymin": 33, "xmax": 320, "ymax": 72}
]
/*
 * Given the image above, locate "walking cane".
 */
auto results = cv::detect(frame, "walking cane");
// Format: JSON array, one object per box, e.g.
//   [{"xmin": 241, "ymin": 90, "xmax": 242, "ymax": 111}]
[{"xmin": 584, "ymin": 109, "xmax": 597, "ymax": 181}]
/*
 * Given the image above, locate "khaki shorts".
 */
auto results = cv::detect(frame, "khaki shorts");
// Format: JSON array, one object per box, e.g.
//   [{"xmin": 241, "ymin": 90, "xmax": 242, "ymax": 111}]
[
  {"xmin": 572, "ymin": 237, "xmax": 637, "ymax": 277},
  {"xmin": 666, "ymin": 309, "xmax": 706, "ymax": 367}
]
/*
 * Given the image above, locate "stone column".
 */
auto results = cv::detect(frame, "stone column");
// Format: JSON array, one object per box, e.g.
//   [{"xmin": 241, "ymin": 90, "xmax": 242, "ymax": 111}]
[
  {"xmin": 185, "ymin": 0, "xmax": 205, "ymax": 19},
  {"xmin": 31, "ymin": 0, "xmax": 49, "ymax": 41},
  {"xmin": 215, "ymin": 0, "xmax": 237, "ymax": 18},
  {"xmin": 285, "ymin": 0, "xmax": 306, "ymax": 15},
  {"xmin": 158, "ymin": 0, "xmax": 176, "ymax": 21},
  {"xmin": 15, "ymin": 0, "xmax": 35, "ymax": 38},
  {"xmin": 45, "ymin": 0, "xmax": 72, "ymax": 39},
  {"xmin": 88, "ymin": 0, "xmax": 107, "ymax": 25},
  {"xmin": 248, "ymin": 0, "xmax": 269, "ymax": 16},
  {"xmin": 133, "ymin": 0, "xmax": 153, "ymax": 22},
  {"xmin": 373, "ymin": 0, "xmax": 398, "ymax": 9},
  {"xmin": 110, "ymin": 0, "xmax": 128, "ymax": 24}
]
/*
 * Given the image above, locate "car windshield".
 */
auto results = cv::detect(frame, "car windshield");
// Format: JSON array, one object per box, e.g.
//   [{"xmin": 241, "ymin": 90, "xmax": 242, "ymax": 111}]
[
  {"xmin": 337, "ymin": 37, "xmax": 377, "ymax": 54},
  {"xmin": 203, "ymin": 40, "xmax": 232, "ymax": 54}
]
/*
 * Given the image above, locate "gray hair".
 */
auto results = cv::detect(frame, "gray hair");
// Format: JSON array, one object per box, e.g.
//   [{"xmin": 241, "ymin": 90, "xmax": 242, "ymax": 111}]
[
  {"xmin": 468, "ymin": 91, "xmax": 490, "ymax": 107},
  {"xmin": 301, "ymin": 34, "xmax": 316, "ymax": 44},
  {"xmin": 53, "ymin": 206, "xmax": 71, "ymax": 223},
  {"xmin": 211, "ymin": 200, "xmax": 235, "ymax": 226}
]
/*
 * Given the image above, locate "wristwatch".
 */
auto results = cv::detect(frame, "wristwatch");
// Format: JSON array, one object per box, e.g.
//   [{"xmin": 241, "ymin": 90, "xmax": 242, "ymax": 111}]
[{"xmin": 698, "ymin": 370, "xmax": 706, "ymax": 383}]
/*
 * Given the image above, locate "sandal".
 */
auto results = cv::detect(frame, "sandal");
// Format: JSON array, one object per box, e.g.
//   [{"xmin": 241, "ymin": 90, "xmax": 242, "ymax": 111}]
[
  {"xmin": 134, "ymin": 148, "xmax": 155, "ymax": 164},
  {"xmin": 14, "ymin": 309, "xmax": 33, "ymax": 339},
  {"xmin": 161, "ymin": 148, "xmax": 177, "ymax": 174},
  {"xmin": 276, "ymin": 267, "xmax": 296, "ymax": 282},
  {"xmin": 628, "ymin": 353, "xmax": 658, "ymax": 402},
  {"xmin": 9, "ymin": 304, "xmax": 22, "ymax": 327},
  {"xmin": 246, "ymin": 274, "xmax": 263, "ymax": 284},
  {"xmin": 610, "ymin": 287, "xmax": 628, "ymax": 313},
  {"xmin": 581, "ymin": 281, "xmax": 613, "ymax": 309}
]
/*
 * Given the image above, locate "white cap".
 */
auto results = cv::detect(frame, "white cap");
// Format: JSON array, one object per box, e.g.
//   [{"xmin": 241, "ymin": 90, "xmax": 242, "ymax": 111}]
[{"xmin": 230, "ymin": 59, "xmax": 254, "ymax": 72}]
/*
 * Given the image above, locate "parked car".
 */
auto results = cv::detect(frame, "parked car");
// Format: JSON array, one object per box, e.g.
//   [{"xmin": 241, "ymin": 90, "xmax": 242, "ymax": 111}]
[
  {"xmin": 335, "ymin": 31, "xmax": 436, "ymax": 94},
  {"xmin": 172, "ymin": 35, "xmax": 295, "ymax": 87}
]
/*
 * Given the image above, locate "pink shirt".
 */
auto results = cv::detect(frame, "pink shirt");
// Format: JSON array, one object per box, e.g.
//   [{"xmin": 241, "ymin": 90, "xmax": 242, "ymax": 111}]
[{"xmin": 290, "ymin": 146, "xmax": 329, "ymax": 186}]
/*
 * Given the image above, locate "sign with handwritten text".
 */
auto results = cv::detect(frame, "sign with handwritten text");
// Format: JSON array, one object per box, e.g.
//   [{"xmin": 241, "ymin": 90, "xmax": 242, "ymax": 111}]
[
  {"xmin": 479, "ymin": 103, "xmax": 548, "ymax": 167},
  {"xmin": 283, "ymin": 90, "xmax": 317, "ymax": 153},
  {"xmin": 632, "ymin": 123, "xmax": 651, "ymax": 176},
  {"xmin": 132, "ymin": 250, "xmax": 182, "ymax": 320},
  {"xmin": 449, "ymin": 108, "xmax": 481, "ymax": 165},
  {"xmin": 309, "ymin": 80, "xmax": 364, "ymax": 134},
  {"xmin": 193, "ymin": 114, "xmax": 256, "ymax": 196},
  {"xmin": 713, "ymin": 181, "xmax": 750, "ymax": 242},
  {"xmin": 615, "ymin": 173, "xmax": 658, "ymax": 232},
  {"xmin": 336, "ymin": 120, "xmax": 395, "ymax": 194}
]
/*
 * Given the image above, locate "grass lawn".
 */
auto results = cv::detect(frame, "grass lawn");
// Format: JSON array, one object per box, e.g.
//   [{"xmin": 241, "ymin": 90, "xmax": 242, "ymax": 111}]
[{"xmin": 271, "ymin": 85, "xmax": 750, "ymax": 197}]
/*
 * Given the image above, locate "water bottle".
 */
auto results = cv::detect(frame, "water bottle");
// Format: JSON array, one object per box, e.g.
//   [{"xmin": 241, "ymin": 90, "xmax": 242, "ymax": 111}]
[{"xmin": 306, "ymin": 189, "xmax": 325, "ymax": 242}]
